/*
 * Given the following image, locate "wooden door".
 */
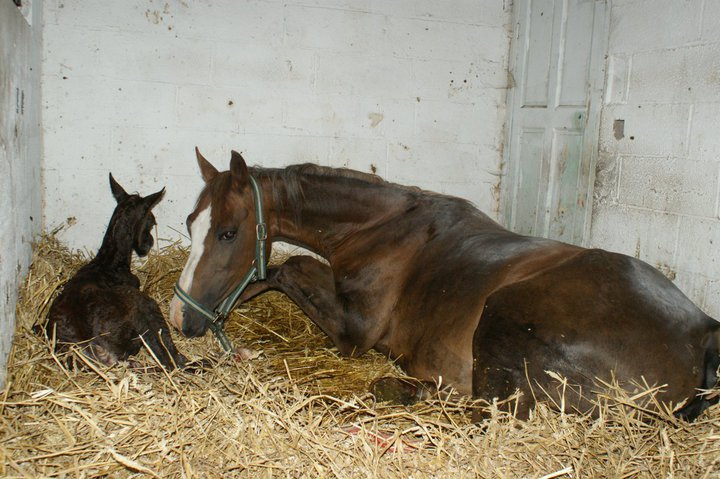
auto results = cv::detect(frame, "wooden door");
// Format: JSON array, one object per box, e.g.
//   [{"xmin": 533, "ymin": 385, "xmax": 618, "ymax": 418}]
[{"xmin": 503, "ymin": 0, "xmax": 608, "ymax": 245}]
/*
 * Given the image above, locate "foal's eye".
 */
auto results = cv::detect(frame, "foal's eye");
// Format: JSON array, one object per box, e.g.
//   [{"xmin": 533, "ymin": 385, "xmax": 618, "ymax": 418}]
[{"xmin": 219, "ymin": 230, "xmax": 237, "ymax": 242}]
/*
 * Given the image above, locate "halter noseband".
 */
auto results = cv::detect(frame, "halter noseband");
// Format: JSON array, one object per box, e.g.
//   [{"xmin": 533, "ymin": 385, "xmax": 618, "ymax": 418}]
[{"xmin": 173, "ymin": 175, "xmax": 268, "ymax": 353}]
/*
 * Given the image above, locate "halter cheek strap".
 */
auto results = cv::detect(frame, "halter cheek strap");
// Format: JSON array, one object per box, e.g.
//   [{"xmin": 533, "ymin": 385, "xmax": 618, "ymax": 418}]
[{"xmin": 173, "ymin": 175, "xmax": 268, "ymax": 354}]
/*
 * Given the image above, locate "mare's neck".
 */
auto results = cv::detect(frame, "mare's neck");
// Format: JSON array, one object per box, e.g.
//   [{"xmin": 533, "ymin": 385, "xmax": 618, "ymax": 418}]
[{"xmin": 259, "ymin": 167, "xmax": 408, "ymax": 258}]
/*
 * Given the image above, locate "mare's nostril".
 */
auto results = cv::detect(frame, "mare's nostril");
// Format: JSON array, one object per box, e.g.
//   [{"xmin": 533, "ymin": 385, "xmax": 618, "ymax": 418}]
[
  {"xmin": 182, "ymin": 322, "xmax": 198, "ymax": 337},
  {"xmin": 181, "ymin": 314, "xmax": 208, "ymax": 338}
]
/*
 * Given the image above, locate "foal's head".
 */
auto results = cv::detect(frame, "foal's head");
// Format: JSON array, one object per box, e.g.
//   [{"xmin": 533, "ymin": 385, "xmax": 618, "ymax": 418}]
[
  {"xmin": 169, "ymin": 148, "xmax": 265, "ymax": 337},
  {"xmin": 108, "ymin": 173, "xmax": 165, "ymax": 257}
]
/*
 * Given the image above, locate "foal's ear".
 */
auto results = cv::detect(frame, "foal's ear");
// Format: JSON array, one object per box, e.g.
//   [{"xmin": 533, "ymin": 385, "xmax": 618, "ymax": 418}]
[
  {"xmin": 230, "ymin": 150, "xmax": 250, "ymax": 189},
  {"xmin": 109, "ymin": 173, "xmax": 129, "ymax": 203},
  {"xmin": 143, "ymin": 187, "xmax": 166, "ymax": 211},
  {"xmin": 196, "ymin": 147, "xmax": 219, "ymax": 183}
]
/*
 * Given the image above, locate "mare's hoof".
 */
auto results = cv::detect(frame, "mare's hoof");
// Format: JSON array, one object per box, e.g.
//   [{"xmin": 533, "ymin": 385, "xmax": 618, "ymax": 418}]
[{"xmin": 370, "ymin": 377, "xmax": 427, "ymax": 406}]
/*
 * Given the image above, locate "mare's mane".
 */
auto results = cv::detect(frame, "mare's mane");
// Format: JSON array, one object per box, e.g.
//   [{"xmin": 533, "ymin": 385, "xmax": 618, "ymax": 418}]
[
  {"xmin": 199, "ymin": 162, "xmax": 479, "ymax": 227},
  {"xmin": 249, "ymin": 164, "xmax": 390, "ymax": 223}
]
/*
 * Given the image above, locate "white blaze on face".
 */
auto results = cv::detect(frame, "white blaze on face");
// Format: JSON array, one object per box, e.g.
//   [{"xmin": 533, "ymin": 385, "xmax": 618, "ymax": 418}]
[{"xmin": 169, "ymin": 206, "xmax": 212, "ymax": 330}]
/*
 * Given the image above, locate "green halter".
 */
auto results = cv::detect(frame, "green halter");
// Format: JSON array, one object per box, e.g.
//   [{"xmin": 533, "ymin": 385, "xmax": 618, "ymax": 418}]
[{"xmin": 173, "ymin": 175, "xmax": 267, "ymax": 353}]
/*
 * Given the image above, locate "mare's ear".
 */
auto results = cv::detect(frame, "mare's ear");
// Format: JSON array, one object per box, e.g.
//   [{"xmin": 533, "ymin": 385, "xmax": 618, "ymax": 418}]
[
  {"xmin": 109, "ymin": 173, "xmax": 129, "ymax": 203},
  {"xmin": 143, "ymin": 187, "xmax": 166, "ymax": 211},
  {"xmin": 229, "ymin": 150, "xmax": 249, "ymax": 190},
  {"xmin": 196, "ymin": 147, "xmax": 218, "ymax": 183}
]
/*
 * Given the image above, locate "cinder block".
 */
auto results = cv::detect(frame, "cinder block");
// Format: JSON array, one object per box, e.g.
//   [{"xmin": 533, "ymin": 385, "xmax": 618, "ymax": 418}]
[
  {"xmin": 609, "ymin": 0, "xmax": 702, "ymax": 54},
  {"xmin": 675, "ymin": 216, "xmax": 720, "ymax": 278},
  {"xmin": 387, "ymin": 18, "xmax": 508, "ymax": 63},
  {"xmin": 589, "ymin": 203, "xmax": 679, "ymax": 267},
  {"xmin": 618, "ymin": 156, "xmax": 718, "ymax": 217},
  {"xmin": 603, "ymin": 54, "xmax": 630, "ymax": 105},
  {"xmin": 330, "ymin": 97, "xmax": 414, "ymax": 141},
  {"xmin": 702, "ymin": 276, "xmax": 720, "ymax": 317},
  {"xmin": 45, "ymin": 75, "xmax": 177, "ymax": 128},
  {"xmin": 414, "ymin": 58, "xmax": 507, "ymax": 102},
  {"xmin": 599, "ymin": 103, "xmax": 691, "ymax": 157},
  {"xmin": 316, "ymin": 52, "xmax": 414, "ymax": 99},
  {"xmin": 147, "ymin": 172, "xmax": 203, "ymax": 242},
  {"xmin": 592, "ymin": 153, "xmax": 620, "ymax": 206},
  {"xmin": 299, "ymin": 0, "xmax": 509, "ymax": 25},
  {"xmin": 441, "ymin": 168, "xmax": 502, "ymax": 216},
  {"xmin": 284, "ymin": 5, "xmax": 384, "ymax": 54},
  {"xmin": 175, "ymin": 85, "xmax": 283, "ymax": 133},
  {"xmin": 285, "ymin": 5, "xmax": 508, "ymax": 63},
  {"xmin": 689, "ymin": 103, "xmax": 720, "ymax": 162},
  {"xmin": 365, "ymin": 0, "xmax": 423, "ymax": 17},
  {"xmin": 387, "ymin": 141, "xmax": 493, "ymax": 185},
  {"xmin": 235, "ymin": 133, "xmax": 332, "ymax": 167},
  {"xmin": 94, "ymin": 31, "xmax": 214, "ymax": 85},
  {"xmin": 630, "ymin": 43, "xmax": 720, "ymax": 104},
  {"xmin": 213, "ymin": 43, "xmax": 315, "ymax": 93},
  {"xmin": 673, "ymin": 269, "xmax": 710, "ymax": 311},
  {"xmin": 285, "ymin": 0, "xmax": 371, "ymax": 12},
  {"xmin": 702, "ymin": 0, "xmax": 720, "ymax": 42},
  {"xmin": 47, "ymin": 0, "xmax": 179, "ymax": 33},
  {"xmin": 413, "ymin": 0, "xmax": 509, "ymax": 27},
  {"xmin": 43, "ymin": 168, "xmax": 116, "ymax": 251},
  {"xmin": 170, "ymin": 0, "xmax": 285, "ymax": 44},
  {"xmin": 415, "ymin": 94, "xmax": 504, "ymax": 146},
  {"xmin": 42, "ymin": 24, "xmax": 98, "ymax": 76},
  {"xmin": 109, "ymin": 126, "xmax": 236, "ymax": 178},
  {"xmin": 281, "ymin": 94, "xmax": 360, "ymax": 137},
  {"xmin": 44, "ymin": 124, "xmax": 112, "ymax": 171},
  {"xmin": 327, "ymin": 137, "xmax": 388, "ymax": 174}
]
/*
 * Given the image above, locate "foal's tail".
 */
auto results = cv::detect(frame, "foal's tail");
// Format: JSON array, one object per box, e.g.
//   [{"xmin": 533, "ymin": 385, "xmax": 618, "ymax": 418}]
[{"xmin": 677, "ymin": 320, "xmax": 720, "ymax": 421}]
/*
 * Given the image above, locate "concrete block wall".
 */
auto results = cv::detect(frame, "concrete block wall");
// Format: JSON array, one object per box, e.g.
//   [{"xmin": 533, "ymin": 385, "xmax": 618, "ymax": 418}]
[
  {"xmin": 0, "ymin": 0, "xmax": 43, "ymax": 386},
  {"xmin": 42, "ymin": 0, "xmax": 512, "ymax": 252},
  {"xmin": 591, "ymin": 0, "xmax": 720, "ymax": 316}
]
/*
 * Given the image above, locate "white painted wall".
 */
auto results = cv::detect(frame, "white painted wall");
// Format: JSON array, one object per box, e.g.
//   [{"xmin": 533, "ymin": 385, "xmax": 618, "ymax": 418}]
[
  {"xmin": 591, "ymin": 0, "xmax": 720, "ymax": 316},
  {"xmin": 0, "ymin": 0, "xmax": 43, "ymax": 386},
  {"xmin": 42, "ymin": 0, "xmax": 512, "ymax": 252}
]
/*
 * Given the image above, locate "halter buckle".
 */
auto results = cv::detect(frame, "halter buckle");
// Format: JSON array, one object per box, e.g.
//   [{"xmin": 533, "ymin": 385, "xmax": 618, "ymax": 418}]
[
  {"xmin": 256, "ymin": 223, "xmax": 267, "ymax": 241},
  {"xmin": 211, "ymin": 310, "xmax": 227, "ymax": 326}
]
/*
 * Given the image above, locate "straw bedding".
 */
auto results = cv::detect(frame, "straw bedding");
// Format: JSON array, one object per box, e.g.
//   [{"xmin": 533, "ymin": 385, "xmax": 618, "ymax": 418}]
[{"xmin": 2, "ymin": 233, "xmax": 720, "ymax": 478}]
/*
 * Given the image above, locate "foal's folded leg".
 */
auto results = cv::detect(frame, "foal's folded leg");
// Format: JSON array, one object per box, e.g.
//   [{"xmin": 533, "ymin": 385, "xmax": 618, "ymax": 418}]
[
  {"xmin": 138, "ymin": 325, "xmax": 188, "ymax": 370},
  {"xmin": 134, "ymin": 297, "xmax": 189, "ymax": 370}
]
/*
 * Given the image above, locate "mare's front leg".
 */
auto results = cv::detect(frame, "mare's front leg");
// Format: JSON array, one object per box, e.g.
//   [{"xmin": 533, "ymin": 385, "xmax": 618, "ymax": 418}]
[{"xmin": 268, "ymin": 256, "xmax": 380, "ymax": 357}]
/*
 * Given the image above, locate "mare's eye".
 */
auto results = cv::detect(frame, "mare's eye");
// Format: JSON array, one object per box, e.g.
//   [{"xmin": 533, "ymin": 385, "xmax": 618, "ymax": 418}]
[{"xmin": 219, "ymin": 230, "xmax": 237, "ymax": 242}]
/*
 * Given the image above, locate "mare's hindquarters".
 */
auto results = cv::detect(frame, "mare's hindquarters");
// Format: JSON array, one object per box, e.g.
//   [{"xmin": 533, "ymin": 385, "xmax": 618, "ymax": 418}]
[{"xmin": 472, "ymin": 249, "xmax": 719, "ymax": 420}]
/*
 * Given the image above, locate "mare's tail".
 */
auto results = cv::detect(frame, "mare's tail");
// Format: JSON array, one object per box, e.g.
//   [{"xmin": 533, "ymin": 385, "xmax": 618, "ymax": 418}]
[{"xmin": 676, "ymin": 320, "xmax": 720, "ymax": 421}]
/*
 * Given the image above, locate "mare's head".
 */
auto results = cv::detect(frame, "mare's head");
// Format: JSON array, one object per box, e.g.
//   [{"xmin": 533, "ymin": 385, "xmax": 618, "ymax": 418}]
[
  {"xmin": 108, "ymin": 173, "xmax": 165, "ymax": 257},
  {"xmin": 169, "ymin": 148, "xmax": 265, "ymax": 337}
]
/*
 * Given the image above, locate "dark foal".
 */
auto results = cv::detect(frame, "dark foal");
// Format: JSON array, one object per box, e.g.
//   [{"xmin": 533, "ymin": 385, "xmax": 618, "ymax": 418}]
[
  {"xmin": 170, "ymin": 149, "xmax": 720, "ymax": 420},
  {"xmin": 44, "ymin": 174, "xmax": 187, "ymax": 370}
]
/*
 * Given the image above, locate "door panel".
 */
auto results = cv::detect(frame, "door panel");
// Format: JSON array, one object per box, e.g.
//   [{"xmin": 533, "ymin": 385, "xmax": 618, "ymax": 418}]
[
  {"xmin": 522, "ymin": 0, "xmax": 555, "ymax": 107},
  {"xmin": 514, "ymin": 128, "xmax": 548, "ymax": 235}
]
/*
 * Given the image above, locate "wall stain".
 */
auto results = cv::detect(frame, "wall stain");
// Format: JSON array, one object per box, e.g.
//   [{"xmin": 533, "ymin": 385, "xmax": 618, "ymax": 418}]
[{"xmin": 368, "ymin": 112, "xmax": 384, "ymax": 128}]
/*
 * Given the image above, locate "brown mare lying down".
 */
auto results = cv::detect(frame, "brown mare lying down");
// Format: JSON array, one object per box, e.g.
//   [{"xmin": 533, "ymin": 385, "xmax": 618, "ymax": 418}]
[
  {"xmin": 43, "ymin": 175, "xmax": 188, "ymax": 370},
  {"xmin": 169, "ymin": 149, "xmax": 720, "ymax": 420}
]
